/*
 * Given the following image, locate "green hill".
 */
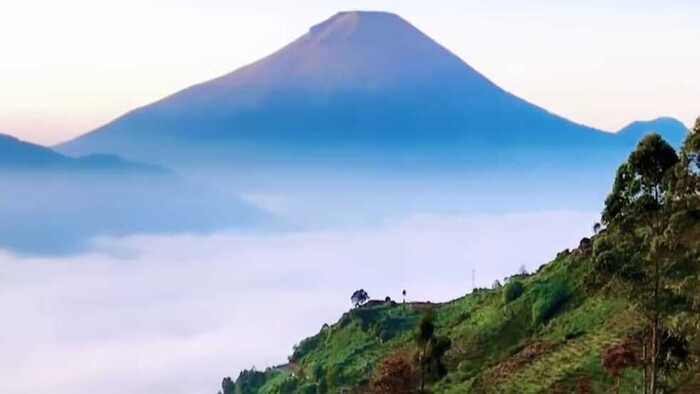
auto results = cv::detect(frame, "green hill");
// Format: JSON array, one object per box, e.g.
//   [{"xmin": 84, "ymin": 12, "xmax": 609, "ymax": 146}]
[{"xmin": 220, "ymin": 120, "xmax": 700, "ymax": 394}]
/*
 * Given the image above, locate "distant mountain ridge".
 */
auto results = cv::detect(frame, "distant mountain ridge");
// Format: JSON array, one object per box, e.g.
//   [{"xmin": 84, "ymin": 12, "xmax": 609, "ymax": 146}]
[
  {"xmin": 0, "ymin": 132, "xmax": 166, "ymax": 174},
  {"xmin": 615, "ymin": 117, "xmax": 688, "ymax": 148},
  {"xmin": 0, "ymin": 132, "xmax": 269, "ymax": 255}
]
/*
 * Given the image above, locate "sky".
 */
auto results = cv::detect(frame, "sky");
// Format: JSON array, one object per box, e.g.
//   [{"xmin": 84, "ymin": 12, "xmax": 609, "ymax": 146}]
[
  {"xmin": 0, "ymin": 210, "xmax": 595, "ymax": 394},
  {"xmin": 1, "ymin": 0, "xmax": 698, "ymax": 145}
]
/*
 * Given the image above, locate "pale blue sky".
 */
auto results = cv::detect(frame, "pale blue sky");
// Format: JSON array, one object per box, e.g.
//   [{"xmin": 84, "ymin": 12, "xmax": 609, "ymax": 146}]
[{"xmin": 1, "ymin": 0, "xmax": 698, "ymax": 144}]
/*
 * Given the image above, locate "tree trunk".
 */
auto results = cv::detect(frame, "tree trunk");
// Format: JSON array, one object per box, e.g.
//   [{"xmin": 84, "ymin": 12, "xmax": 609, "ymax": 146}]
[
  {"xmin": 650, "ymin": 198, "xmax": 662, "ymax": 394},
  {"xmin": 643, "ymin": 338, "xmax": 648, "ymax": 394},
  {"xmin": 650, "ymin": 263, "xmax": 660, "ymax": 394},
  {"xmin": 650, "ymin": 319, "xmax": 659, "ymax": 394},
  {"xmin": 420, "ymin": 344, "xmax": 427, "ymax": 393}
]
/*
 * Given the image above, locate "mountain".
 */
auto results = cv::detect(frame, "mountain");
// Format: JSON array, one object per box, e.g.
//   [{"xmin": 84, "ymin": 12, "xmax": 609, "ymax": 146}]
[
  {"xmin": 0, "ymin": 132, "xmax": 166, "ymax": 173},
  {"xmin": 0, "ymin": 133, "xmax": 67, "ymax": 168},
  {"xmin": 52, "ymin": 11, "xmax": 690, "ymax": 222},
  {"xmin": 616, "ymin": 117, "xmax": 689, "ymax": 149},
  {"xmin": 0, "ymin": 134, "xmax": 269, "ymax": 255},
  {"xmin": 57, "ymin": 11, "xmax": 618, "ymax": 172}
]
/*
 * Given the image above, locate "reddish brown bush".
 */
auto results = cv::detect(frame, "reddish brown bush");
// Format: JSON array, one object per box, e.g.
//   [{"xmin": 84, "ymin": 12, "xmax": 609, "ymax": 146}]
[
  {"xmin": 603, "ymin": 341, "xmax": 639, "ymax": 393},
  {"xmin": 371, "ymin": 352, "xmax": 419, "ymax": 394}
]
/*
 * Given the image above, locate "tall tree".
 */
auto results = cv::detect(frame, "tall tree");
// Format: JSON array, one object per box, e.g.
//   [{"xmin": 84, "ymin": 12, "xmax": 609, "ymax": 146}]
[
  {"xmin": 598, "ymin": 134, "xmax": 696, "ymax": 393},
  {"xmin": 416, "ymin": 311, "xmax": 434, "ymax": 393},
  {"xmin": 415, "ymin": 310, "xmax": 451, "ymax": 393}
]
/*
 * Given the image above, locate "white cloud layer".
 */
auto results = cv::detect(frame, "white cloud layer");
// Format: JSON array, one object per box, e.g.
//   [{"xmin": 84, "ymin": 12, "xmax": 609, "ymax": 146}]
[{"xmin": 0, "ymin": 210, "xmax": 595, "ymax": 394}]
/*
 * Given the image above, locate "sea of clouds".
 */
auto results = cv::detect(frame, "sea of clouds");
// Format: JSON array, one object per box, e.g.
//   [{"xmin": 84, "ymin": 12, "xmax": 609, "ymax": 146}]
[{"xmin": 0, "ymin": 210, "xmax": 596, "ymax": 394}]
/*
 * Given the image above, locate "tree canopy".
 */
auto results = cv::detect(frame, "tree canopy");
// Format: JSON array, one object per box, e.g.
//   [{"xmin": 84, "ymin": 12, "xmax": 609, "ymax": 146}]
[{"xmin": 351, "ymin": 289, "xmax": 369, "ymax": 307}]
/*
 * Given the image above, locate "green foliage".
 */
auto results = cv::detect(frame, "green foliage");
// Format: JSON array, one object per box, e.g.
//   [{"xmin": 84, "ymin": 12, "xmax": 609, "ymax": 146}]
[
  {"xmin": 351, "ymin": 289, "xmax": 369, "ymax": 307},
  {"xmin": 603, "ymin": 134, "xmax": 679, "ymax": 226},
  {"xmin": 531, "ymin": 280, "xmax": 571, "ymax": 324},
  {"xmin": 416, "ymin": 310, "xmax": 435, "ymax": 346},
  {"xmin": 591, "ymin": 232, "xmax": 645, "ymax": 285},
  {"xmin": 290, "ymin": 335, "xmax": 323, "ymax": 363},
  {"xmin": 503, "ymin": 280, "xmax": 524, "ymax": 303},
  {"xmin": 232, "ymin": 369, "xmax": 270, "ymax": 394},
  {"xmin": 222, "ymin": 377, "xmax": 235, "ymax": 394},
  {"xmin": 423, "ymin": 335, "xmax": 451, "ymax": 381},
  {"xmin": 294, "ymin": 383, "xmax": 317, "ymax": 394},
  {"xmin": 255, "ymin": 372, "xmax": 295, "ymax": 394}
]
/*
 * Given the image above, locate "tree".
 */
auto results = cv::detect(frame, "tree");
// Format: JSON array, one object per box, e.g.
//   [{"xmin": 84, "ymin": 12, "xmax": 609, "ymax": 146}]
[
  {"xmin": 673, "ymin": 117, "xmax": 700, "ymax": 207},
  {"xmin": 518, "ymin": 264, "xmax": 528, "ymax": 276},
  {"xmin": 597, "ymin": 134, "xmax": 695, "ymax": 393},
  {"xmin": 221, "ymin": 377, "xmax": 235, "ymax": 394},
  {"xmin": 415, "ymin": 310, "xmax": 451, "ymax": 392},
  {"xmin": 351, "ymin": 289, "xmax": 369, "ymax": 307},
  {"xmin": 232, "ymin": 368, "xmax": 267, "ymax": 394},
  {"xmin": 602, "ymin": 134, "xmax": 678, "ymax": 225},
  {"xmin": 503, "ymin": 279, "xmax": 524, "ymax": 303},
  {"xmin": 416, "ymin": 311, "xmax": 434, "ymax": 393},
  {"xmin": 593, "ymin": 222, "xmax": 602, "ymax": 235}
]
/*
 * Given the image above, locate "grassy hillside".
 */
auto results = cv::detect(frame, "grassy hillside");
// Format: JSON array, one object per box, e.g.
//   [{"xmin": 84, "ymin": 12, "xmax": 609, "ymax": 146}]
[
  {"xmin": 221, "ymin": 124, "xmax": 700, "ymax": 394},
  {"xmin": 228, "ymin": 243, "xmax": 648, "ymax": 394}
]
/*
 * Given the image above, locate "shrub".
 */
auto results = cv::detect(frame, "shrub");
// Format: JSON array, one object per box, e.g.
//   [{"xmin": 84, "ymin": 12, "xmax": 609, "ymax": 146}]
[
  {"xmin": 503, "ymin": 280, "xmax": 524, "ymax": 303},
  {"xmin": 531, "ymin": 280, "xmax": 570, "ymax": 324},
  {"xmin": 290, "ymin": 334, "xmax": 322, "ymax": 362},
  {"xmin": 371, "ymin": 352, "xmax": 419, "ymax": 394},
  {"xmin": 325, "ymin": 365, "xmax": 344, "ymax": 389},
  {"xmin": 278, "ymin": 377, "xmax": 299, "ymax": 394},
  {"xmin": 296, "ymin": 383, "xmax": 318, "ymax": 394},
  {"xmin": 232, "ymin": 369, "xmax": 267, "ymax": 394}
]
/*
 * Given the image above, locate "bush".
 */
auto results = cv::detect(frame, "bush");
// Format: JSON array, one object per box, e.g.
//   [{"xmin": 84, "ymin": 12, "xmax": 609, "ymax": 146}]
[
  {"xmin": 371, "ymin": 352, "xmax": 419, "ymax": 394},
  {"xmin": 325, "ymin": 365, "xmax": 344, "ymax": 389},
  {"xmin": 296, "ymin": 383, "xmax": 318, "ymax": 394},
  {"xmin": 278, "ymin": 377, "xmax": 298, "ymax": 394},
  {"xmin": 232, "ymin": 369, "xmax": 268, "ymax": 394},
  {"xmin": 503, "ymin": 280, "xmax": 524, "ymax": 303},
  {"xmin": 531, "ymin": 280, "xmax": 570, "ymax": 324},
  {"xmin": 290, "ymin": 334, "xmax": 322, "ymax": 362}
]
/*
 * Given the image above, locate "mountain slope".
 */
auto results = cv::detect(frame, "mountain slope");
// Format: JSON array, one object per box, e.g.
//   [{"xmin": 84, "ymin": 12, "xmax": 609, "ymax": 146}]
[
  {"xmin": 0, "ymin": 132, "xmax": 166, "ymax": 173},
  {"xmin": 57, "ymin": 11, "xmax": 613, "ymax": 170},
  {"xmin": 0, "ymin": 133, "xmax": 67, "ymax": 168},
  {"xmin": 0, "ymin": 134, "xmax": 269, "ymax": 255},
  {"xmin": 224, "ymin": 226, "xmax": 699, "ymax": 394},
  {"xmin": 222, "ymin": 246, "xmax": 640, "ymax": 394}
]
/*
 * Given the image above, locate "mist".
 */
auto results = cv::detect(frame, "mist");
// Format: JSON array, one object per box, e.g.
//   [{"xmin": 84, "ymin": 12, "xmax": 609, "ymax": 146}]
[{"xmin": 0, "ymin": 210, "xmax": 595, "ymax": 394}]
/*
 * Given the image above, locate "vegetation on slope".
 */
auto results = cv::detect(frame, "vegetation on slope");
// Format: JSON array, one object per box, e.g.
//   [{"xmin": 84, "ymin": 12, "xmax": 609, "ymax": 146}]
[{"xmin": 219, "ymin": 118, "xmax": 700, "ymax": 394}]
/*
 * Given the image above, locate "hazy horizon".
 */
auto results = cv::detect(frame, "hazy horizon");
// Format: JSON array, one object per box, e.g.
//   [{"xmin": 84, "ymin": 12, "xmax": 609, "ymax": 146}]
[{"xmin": 2, "ymin": 0, "xmax": 698, "ymax": 144}]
